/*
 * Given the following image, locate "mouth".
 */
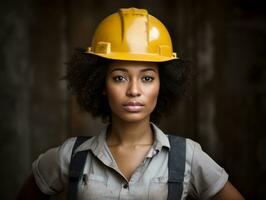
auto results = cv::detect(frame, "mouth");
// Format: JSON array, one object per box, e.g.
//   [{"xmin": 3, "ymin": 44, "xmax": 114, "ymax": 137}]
[{"xmin": 123, "ymin": 101, "xmax": 144, "ymax": 112}]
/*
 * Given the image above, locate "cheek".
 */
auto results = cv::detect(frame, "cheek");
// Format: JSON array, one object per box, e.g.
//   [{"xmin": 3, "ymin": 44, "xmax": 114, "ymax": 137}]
[
  {"xmin": 146, "ymin": 83, "xmax": 160, "ymax": 104},
  {"xmin": 105, "ymin": 85, "xmax": 122, "ymax": 104}
]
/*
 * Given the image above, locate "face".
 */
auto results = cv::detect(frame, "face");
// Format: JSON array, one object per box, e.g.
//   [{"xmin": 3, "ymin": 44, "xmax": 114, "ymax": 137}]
[{"xmin": 105, "ymin": 61, "xmax": 160, "ymax": 123}]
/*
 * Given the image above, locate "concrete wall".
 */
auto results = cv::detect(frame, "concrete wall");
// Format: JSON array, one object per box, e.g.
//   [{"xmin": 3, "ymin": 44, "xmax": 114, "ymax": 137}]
[{"xmin": 0, "ymin": 0, "xmax": 68, "ymax": 198}]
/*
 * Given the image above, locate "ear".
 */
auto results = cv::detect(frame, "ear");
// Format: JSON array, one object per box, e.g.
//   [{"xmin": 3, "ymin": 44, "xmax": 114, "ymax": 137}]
[{"xmin": 102, "ymin": 89, "xmax": 106, "ymax": 95}]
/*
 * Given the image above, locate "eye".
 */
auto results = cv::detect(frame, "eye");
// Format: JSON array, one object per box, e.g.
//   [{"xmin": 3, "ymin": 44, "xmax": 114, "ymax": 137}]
[
  {"xmin": 142, "ymin": 76, "xmax": 154, "ymax": 82},
  {"xmin": 112, "ymin": 76, "xmax": 127, "ymax": 82}
]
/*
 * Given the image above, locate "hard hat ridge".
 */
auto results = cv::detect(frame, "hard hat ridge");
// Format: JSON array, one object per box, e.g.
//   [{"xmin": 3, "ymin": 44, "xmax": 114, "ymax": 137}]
[{"xmin": 86, "ymin": 7, "xmax": 178, "ymax": 62}]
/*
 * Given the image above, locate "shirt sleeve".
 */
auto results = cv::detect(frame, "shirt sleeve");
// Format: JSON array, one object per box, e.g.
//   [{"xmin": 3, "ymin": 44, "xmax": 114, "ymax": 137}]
[
  {"xmin": 32, "ymin": 137, "xmax": 76, "ymax": 195},
  {"xmin": 188, "ymin": 140, "xmax": 228, "ymax": 200}
]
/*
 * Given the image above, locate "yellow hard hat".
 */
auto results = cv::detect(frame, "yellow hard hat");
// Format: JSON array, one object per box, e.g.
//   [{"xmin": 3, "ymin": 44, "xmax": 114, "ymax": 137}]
[{"xmin": 85, "ymin": 8, "xmax": 178, "ymax": 62}]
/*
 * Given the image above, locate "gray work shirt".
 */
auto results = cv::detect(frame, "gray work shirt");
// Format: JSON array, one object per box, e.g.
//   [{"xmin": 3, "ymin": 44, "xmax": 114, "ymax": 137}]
[{"xmin": 32, "ymin": 123, "xmax": 228, "ymax": 200}]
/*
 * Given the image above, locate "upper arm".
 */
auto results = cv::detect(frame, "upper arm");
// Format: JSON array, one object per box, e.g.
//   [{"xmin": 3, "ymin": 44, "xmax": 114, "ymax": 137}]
[
  {"xmin": 188, "ymin": 140, "xmax": 229, "ymax": 199},
  {"xmin": 32, "ymin": 138, "xmax": 76, "ymax": 195},
  {"xmin": 213, "ymin": 181, "xmax": 245, "ymax": 200},
  {"xmin": 187, "ymin": 139, "xmax": 244, "ymax": 199}
]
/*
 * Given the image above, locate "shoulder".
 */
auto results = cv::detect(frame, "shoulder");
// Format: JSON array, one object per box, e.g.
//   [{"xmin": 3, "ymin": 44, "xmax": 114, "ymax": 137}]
[
  {"xmin": 185, "ymin": 138, "xmax": 201, "ymax": 160},
  {"xmin": 167, "ymin": 136, "xmax": 199, "ymax": 158},
  {"xmin": 32, "ymin": 137, "xmax": 77, "ymax": 175},
  {"xmin": 59, "ymin": 136, "xmax": 96, "ymax": 164},
  {"xmin": 33, "ymin": 137, "xmax": 76, "ymax": 167},
  {"xmin": 59, "ymin": 137, "xmax": 77, "ymax": 157},
  {"xmin": 32, "ymin": 136, "xmax": 95, "ymax": 179},
  {"xmin": 183, "ymin": 138, "xmax": 229, "ymax": 199},
  {"xmin": 32, "ymin": 136, "xmax": 96, "ymax": 195}
]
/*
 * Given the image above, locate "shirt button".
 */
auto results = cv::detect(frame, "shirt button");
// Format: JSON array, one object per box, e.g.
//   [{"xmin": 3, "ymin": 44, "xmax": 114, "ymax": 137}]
[{"xmin": 123, "ymin": 183, "xmax": 129, "ymax": 189}]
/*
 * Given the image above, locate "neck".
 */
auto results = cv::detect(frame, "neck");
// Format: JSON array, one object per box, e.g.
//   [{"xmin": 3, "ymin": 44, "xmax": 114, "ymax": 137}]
[{"xmin": 107, "ymin": 117, "xmax": 153, "ymax": 146}]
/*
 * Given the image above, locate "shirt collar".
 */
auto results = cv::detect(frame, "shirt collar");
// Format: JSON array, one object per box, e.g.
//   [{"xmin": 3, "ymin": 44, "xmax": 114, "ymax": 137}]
[
  {"xmin": 150, "ymin": 122, "xmax": 170, "ymax": 151},
  {"xmin": 74, "ymin": 125, "xmax": 108, "ymax": 155},
  {"xmin": 74, "ymin": 123, "xmax": 170, "ymax": 155}
]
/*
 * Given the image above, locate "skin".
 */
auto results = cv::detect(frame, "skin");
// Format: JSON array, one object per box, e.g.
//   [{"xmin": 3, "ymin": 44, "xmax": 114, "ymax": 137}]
[
  {"xmin": 213, "ymin": 181, "xmax": 245, "ymax": 200},
  {"xmin": 105, "ymin": 61, "xmax": 160, "ymax": 180},
  {"xmin": 17, "ymin": 60, "xmax": 245, "ymax": 199}
]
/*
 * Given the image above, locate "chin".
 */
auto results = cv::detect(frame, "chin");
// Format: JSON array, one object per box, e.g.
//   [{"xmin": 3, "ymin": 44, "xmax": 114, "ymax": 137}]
[{"xmin": 113, "ymin": 112, "xmax": 151, "ymax": 123}]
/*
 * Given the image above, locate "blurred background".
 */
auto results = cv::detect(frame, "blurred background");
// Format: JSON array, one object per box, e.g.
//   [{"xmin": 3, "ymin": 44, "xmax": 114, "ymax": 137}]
[{"xmin": 0, "ymin": 0, "xmax": 265, "ymax": 199}]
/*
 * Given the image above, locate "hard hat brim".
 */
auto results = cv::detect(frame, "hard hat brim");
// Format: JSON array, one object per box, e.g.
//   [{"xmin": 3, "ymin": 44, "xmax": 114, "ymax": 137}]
[{"xmin": 85, "ymin": 52, "xmax": 178, "ymax": 62}]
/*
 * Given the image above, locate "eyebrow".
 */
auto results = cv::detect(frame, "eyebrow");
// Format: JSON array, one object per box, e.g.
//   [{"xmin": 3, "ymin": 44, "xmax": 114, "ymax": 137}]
[{"xmin": 110, "ymin": 68, "xmax": 157, "ymax": 73}]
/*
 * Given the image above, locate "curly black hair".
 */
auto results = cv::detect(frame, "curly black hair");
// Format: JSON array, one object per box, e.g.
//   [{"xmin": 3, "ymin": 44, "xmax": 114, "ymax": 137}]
[{"xmin": 65, "ymin": 50, "xmax": 192, "ymax": 123}]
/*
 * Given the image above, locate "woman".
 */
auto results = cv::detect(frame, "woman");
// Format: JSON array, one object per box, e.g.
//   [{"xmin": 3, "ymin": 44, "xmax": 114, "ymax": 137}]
[{"xmin": 18, "ymin": 8, "xmax": 244, "ymax": 200}]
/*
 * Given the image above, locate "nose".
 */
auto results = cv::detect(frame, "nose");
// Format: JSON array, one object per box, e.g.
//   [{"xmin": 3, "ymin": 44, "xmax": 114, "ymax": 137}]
[{"xmin": 126, "ymin": 79, "xmax": 141, "ymax": 97}]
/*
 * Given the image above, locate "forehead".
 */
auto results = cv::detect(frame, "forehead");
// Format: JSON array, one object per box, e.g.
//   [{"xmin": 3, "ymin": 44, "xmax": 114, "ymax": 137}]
[{"xmin": 108, "ymin": 60, "xmax": 158, "ymax": 72}]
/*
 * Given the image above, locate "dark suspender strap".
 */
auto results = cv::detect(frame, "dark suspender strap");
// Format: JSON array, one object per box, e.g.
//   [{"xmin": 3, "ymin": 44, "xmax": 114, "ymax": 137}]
[
  {"xmin": 68, "ymin": 135, "xmax": 185, "ymax": 200},
  {"xmin": 68, "ymin": 137, "xmax": 90, "ymax": 200},
  {"xmin": 167, "ymin": 135, "xmax": 186, "ymax": 200}
]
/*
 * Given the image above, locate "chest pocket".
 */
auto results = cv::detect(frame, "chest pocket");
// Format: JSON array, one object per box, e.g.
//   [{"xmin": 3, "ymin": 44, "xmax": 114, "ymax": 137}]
[
  {"xmin": 79, "ymin": 173, "xmax": 112, "ymax": 199},
  {"xmin": 78, "ymin": 153, "xmax": 114, "ymax": 199},
  {"xmin": 148, "ymin": 177, "xmax": 168, "ymax": 200}
]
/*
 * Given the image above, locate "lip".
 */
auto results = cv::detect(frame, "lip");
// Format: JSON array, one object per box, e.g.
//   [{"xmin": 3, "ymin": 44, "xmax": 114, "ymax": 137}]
[{"xmin": 123, "ymin": 101, "xmax": 144, "ymax": 112}]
